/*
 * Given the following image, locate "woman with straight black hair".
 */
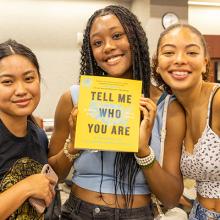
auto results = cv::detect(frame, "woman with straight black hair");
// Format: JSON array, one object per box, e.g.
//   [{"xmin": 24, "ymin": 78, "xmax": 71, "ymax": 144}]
[{"xmin": 0, "ymin": 39, "xmax": 55, "ymax": 219}]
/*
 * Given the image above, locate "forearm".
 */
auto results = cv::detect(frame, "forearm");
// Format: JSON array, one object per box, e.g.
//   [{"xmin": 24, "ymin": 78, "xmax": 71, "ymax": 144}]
[
  {"xmin": 0, "ymin": 180, "xmax": 31, "ymax": 219},
  {"xmin": 142, "ymin": 162, "xmax": 183, "ymax": 208},
  {"xmin": 136, "ymin": 145, "xmax": 183, "ymax": 206},
  {"xmin": 48, "ymin": 149, "xmax": 73, "ymax": 181}
]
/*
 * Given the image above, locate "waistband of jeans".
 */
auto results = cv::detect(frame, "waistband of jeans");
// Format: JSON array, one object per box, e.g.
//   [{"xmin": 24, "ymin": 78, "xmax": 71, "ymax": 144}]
[
  {"xmin": 194, "ymin": 200, "xmax": 220, "ymax": 218},
  {"xmin": 68, "ymin": 192, "xmax": 153, "ymax": 215}
]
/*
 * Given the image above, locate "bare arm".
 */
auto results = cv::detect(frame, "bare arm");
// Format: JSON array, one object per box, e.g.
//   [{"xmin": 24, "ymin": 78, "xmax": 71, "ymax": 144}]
[
  {"xmin": 138, "ymin": 99, "xmax": 185, "ymax": 208},
  {"xmin": 48, "ymin": 90, "xmax": 79, "ymax": 180},
  {"xmin": 0, "ymin": 174, "xmax": 54, "ymax": 219}
]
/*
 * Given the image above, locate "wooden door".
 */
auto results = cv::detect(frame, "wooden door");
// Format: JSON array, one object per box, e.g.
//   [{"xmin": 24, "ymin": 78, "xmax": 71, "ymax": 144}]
[{"xmin": 204, "ymin": 35, "xmax": 220, "ymax": 82}]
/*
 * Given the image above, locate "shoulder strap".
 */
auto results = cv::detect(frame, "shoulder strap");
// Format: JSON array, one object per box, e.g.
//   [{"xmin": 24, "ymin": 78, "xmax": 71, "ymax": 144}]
[
  {"xmin": 151, "ymin": 95, "xmax": 170, "ymax": 216},
  {"xmin": 157, "ymin": 92, "xmax": 168, "ymax": 105},
  {"xmin": 70, "ymin": 84, "xmax": 80, "ymax": 106},
  {"xmin": 159, "ymin": 94, "xmax": 170, "ymax": 166},
  {"xmin": 209, "ymin": 86, "xmax": 220, "ymax": 127}
]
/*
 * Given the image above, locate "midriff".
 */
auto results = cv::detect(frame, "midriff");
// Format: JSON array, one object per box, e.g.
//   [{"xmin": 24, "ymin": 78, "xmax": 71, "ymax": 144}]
[
  {"xmin": 198, "ymin": 193, "xmax": 220, "ymax": 213},
  {"xmin": 71, "ymin": 183, "xmax": 151, "ymax": 208}
]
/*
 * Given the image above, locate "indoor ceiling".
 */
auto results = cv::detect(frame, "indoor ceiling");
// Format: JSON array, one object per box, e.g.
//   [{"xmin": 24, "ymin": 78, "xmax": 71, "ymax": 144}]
[{"xmin": 151, "ymin": 0, "xmax": 187, "ymax": 6}]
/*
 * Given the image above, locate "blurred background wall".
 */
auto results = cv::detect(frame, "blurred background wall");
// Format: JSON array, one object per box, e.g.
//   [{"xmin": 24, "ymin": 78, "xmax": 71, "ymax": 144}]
[{"xmin": 0, "ymin": 0, "xmax": 219, "ymax": 118}]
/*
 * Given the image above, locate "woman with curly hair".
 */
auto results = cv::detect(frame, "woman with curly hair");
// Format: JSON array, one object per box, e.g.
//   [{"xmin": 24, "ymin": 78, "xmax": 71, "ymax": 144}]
[
  {"xmin": 49, "ymin": 5, "xmax": 185, "ymax": 219},
  {"xmin": 152, "ymin": 23, "xmax": 220, "ymax": 220}
]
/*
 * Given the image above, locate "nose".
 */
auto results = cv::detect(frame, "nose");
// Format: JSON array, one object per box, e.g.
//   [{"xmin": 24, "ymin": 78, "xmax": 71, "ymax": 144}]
[
  {"xmin": 175, "ymin": 52, "xmax": 187, "ymax": 65},
  {"xmin": 103, "ymin": 38, "xmax": 116, "ymax": 54},
  {"xmin": 14, "ymin": 81, "xmax": 27, "ymax": 96}
]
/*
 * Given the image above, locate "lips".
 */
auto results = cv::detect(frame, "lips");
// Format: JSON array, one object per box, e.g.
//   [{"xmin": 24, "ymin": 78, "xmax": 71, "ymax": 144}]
[
  {"xmin": 105, "ymin": 54, "xmax": 123, "ymax": 65},
  {"xmin": 169, "ymin": 70, "xmax": 190, "ymax": 80},
  {"xmin": 13, "ymin": 98, "xmax": 31, "ymax": 107}
]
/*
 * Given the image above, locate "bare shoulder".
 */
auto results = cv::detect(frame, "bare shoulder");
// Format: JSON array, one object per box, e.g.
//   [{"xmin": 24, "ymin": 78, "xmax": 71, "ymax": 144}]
[
  {"xmin": 49, "ymin": 89, "xmax": 73, "ymax": 155},
  {"xmin": 58, "ymin": 89, "xmax": 73, "ymax": 107},
  {"xmin": 54, "ymin": 90, "xmax": 73, "ymax": 118},
  {"xmin": 163, "ymin": 98, "xmax": 185, "ymax": 174},
  {"xmin": 166, "ymin": 98, "xmax": 186, "ymax": 144},
  {"xmin": 168, "ymin": 98, "xmax": 185, "ymax": 118}
]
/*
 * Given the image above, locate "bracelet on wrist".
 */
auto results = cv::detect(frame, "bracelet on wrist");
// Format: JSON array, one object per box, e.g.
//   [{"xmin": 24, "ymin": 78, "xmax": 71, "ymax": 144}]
[
  {"xmin": 139, "ymin": 158, "xmax": 156, "ymax": 169},
  {"xmin": 63, "ymin": 138, "xmax": 80, "ymax": 162},
  {"xmin": 134, "ymin": 146, "xmax": 156, "ymax": 168}
]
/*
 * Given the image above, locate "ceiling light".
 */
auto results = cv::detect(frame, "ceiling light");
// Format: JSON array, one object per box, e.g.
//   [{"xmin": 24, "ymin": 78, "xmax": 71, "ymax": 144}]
[{"xmin": 188, "ymin": 1, "xmax": 220, "ymax": 6}]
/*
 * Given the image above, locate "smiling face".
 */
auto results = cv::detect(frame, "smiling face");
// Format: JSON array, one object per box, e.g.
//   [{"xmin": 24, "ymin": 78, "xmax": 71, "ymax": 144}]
[
  {"xmin": 90, "ymin": 14, "xmax": 132, "ymax": 78},
  {"xmin": 156, "ymin": 27, "xmax": 207, "ymax": 92},
  {"xmin": 0, "ymin": 54, "xmax": 40, "ymax": 121}
]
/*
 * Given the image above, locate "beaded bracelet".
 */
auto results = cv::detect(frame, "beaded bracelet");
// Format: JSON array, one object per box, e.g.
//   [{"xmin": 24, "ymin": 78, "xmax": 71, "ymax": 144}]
[
  {"xmin": 134, "ymin": 146, "xmax": 156, "ymax": 168},
  {"xmin": 140, "ymin": 158, "xmax": 156, "ymax": 169},
  {"xmin": 63, "ymin": 138, "xmax": 80, "ymax": 162}
]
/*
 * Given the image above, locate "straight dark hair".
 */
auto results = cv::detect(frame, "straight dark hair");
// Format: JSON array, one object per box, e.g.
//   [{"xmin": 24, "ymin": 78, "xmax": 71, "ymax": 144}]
[{"xmin": 0, "ymin": 39, "xmax": 41, "ymax": 125}]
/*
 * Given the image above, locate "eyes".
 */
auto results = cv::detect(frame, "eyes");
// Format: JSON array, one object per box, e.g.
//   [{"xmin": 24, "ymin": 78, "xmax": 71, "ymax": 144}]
[
  {"xmin": 112, "ymin": 32, "xmax": 123, "ymax": 40},
  {"xmin": 92, "ymin": 40, "xmax": 102, "ymax": 48},
  {"xmin": 161, "ymin": 49, "xmax": 200, "ymax": 57},
  {"xmin": 91, "ymin": 32, "xmax": 125, "ymax": 48},
  {"xmin": 0, "ymin": 73, "xmax": 38, "ymax": 86},
  {"xmin": 187, "ymin": 51, "xmax": 199, "ymax": 56},
  {"xmin": 24, "ymin": 75, "xmax": 36, "ymax": 82},
  {"xmin": 1, "ymin": 79, "xmax": 13, "ymax": 86}
]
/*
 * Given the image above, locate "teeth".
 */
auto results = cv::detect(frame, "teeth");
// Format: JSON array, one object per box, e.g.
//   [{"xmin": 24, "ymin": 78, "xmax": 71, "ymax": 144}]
[
  {"xmin": 107, "ymin": 56, "xmax": 121, "ymax": 63},
  {"xmin": 172, "ymin": 71, "xmax": 188, "ymax": 76}
]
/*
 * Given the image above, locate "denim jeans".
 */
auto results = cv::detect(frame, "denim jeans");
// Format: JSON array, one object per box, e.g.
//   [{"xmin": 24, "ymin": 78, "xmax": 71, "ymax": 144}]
[
  {"xmin": 189, "ymin": 200, "xmax": 220, "ymax": 220},
  {"xmin": 61, "ymin": 193, "xmax": 154, "ymax": 220}
]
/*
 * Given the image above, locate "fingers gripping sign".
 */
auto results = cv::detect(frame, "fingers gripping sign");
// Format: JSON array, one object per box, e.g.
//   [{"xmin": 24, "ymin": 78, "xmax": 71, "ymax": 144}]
[
  {"xmin": 69, "ymin": 107, "xmax": 78, "ymax": 141},
  {"xmin": 139, "ymin": 97, "xmax": 157, "ymax": 152},
  {"xmin": 140, "ymin": 97, "xmax": 156, "ymax": 128},
  {"xmin": 67, "ymin": 107, "xmax": 80, "ymax": 155}
]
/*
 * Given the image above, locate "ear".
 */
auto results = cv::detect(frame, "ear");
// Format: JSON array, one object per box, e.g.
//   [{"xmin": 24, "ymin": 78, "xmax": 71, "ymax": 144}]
[
  {"xmin": 156, "ymin": 67, "xmax": 160, "ymax": 74},
  {"xmin": 202, "ymin": 57, "xmax": 208, "ymax": 73}
]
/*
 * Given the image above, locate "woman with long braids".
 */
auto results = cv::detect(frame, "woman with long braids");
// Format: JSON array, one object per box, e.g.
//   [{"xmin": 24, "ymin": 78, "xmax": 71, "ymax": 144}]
[{"xmin": 48, "ymin": 5, "xmax": 185, "ymax": 219}]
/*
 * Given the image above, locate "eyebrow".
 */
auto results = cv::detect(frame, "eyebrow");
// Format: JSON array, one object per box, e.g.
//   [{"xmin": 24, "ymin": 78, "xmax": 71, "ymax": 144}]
[
  {"xmin": 161, "ymin": 43, "xmax": 201, "ymax": 50},
  {"xmin": 186, "ymin": 44, "xmax": 201, "ymax": 49},
  {"xmin": 160, "ymin": 44, "xmax": 175, "ymax": 49},
  {"xmin": 90, "ymin": 26, "xmax": 121, "ymax": 38},
  {"xmin": 0, "ymin": 70, "xmax": 36, "ymax": 78}
]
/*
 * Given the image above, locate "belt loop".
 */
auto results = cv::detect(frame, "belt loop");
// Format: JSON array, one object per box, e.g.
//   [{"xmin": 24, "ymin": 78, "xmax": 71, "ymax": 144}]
[{"xmin": 71, "ymin": 195, "xmax": 81, "ymax": 215}]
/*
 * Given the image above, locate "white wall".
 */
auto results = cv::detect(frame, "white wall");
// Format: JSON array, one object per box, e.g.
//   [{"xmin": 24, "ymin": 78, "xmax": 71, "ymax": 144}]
[
  {"xmin": 130, "ymin": 0, "xmax": 150, "ymax": 28},
  {"xmin": 188, "ymin": 5, "xmax": 220, "ymax": 34},
  {"xmin": 2, "ymin": 0, "xmax": 219, "ymax": 118},
  {"xmin": 147, "ymin": 2, "xmax": 188, "ymax": 57},
  {"xmin": 0, "ymin": 0, "xmax": 130, "ymax": 118},
  {"xmin": 127, "ymin": 0, "xmax": 188, "ymax": 57}
]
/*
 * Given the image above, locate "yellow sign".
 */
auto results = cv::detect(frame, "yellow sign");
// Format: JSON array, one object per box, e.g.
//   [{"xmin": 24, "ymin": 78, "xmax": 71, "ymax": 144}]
[{"xmin": 74, "ymin": 75, "xmax": 142, "ymax": 152}]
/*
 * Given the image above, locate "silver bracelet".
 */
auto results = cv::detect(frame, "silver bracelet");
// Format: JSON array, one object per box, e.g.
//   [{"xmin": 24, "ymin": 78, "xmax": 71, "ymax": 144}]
[
  {"xmin": 63, "ymin": 138, "xmax": 80, "ymax": 162},
  {"xmin": 134, "ymin": 146, "xmax": 155, "ymax": 167}
]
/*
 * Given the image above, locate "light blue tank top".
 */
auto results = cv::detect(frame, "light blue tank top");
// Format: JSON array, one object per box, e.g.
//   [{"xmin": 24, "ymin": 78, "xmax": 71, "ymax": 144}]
[{"xmin": 70, "ymin": 85, "xmax": 174, "ymax": 194}]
